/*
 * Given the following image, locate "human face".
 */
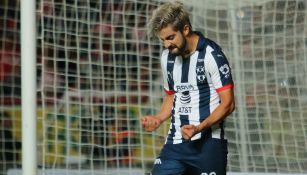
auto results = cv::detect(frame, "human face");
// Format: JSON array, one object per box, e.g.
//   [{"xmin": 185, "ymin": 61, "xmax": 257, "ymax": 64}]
[{"xmin": 159, "ymin": 25, "xmax": 187, "ymax": 56}]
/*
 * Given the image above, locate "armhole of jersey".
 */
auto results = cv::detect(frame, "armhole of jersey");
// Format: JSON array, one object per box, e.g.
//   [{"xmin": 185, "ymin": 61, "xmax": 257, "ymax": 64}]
[
  {"xmin": 216, "ymin": 84, "xmax": 234, "ymax": 93},
  {"xmin": 164, "ymin": 88, "xmax": 175, "ymax": 95}
]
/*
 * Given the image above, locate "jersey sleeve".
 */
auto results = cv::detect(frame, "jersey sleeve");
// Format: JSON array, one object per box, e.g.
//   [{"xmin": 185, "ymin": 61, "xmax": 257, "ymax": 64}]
[{"xmin": 206, "ymin": 49, "xmax": 234, "ymax": 92}]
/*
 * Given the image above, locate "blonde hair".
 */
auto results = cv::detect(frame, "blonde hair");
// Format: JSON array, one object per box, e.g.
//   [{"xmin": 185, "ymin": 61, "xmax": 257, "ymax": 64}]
[{"xmin": 148, "ymin": 1, "xmax": 192, "ymax": 38}]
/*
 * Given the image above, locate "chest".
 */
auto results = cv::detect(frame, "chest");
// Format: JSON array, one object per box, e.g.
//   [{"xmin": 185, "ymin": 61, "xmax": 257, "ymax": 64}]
[{"xmin": 169, "ymin": 55, "xmax": 210, "ymax": 92}]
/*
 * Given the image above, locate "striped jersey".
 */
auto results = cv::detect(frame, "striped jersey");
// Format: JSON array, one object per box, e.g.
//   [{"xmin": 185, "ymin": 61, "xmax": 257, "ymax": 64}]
[{"xmin": 161, "ymin": 32, "xmax": 234, "ymax": 144}]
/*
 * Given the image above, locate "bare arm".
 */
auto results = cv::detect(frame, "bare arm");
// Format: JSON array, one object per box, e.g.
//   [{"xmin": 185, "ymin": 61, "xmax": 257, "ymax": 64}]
[
  {"xmin": 181, "ymin": 88, "xmax": 235, "ymax": 139},
  {"xmin": 141, "ymin": 93, "xmax": 174, "ymax": 132}
]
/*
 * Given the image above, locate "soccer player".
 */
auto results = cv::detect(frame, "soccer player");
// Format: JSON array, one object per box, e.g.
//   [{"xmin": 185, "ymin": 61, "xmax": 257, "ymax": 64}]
[{"xmin": 141, "ymin": 1, "xmax": 235, "ymax": 175}]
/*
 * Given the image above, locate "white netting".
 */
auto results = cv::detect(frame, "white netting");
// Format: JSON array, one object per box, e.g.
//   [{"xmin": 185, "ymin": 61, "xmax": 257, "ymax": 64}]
[
  {"xmin": 188, "ymin": 0, "xmax": 307, "ymax": 173},
  {"xmin": 0, "ymin": 0, "xmax": 307, "ymax": 174}
]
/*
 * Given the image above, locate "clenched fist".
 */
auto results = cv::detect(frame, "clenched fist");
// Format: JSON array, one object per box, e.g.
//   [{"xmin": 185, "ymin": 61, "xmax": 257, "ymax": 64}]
[
  {"xmin": 141, "ymin": 116, "xmax": 161, "ymax": 132},
  {"xmin": 181, "ymin": 124, "xmax": 200, "ymax": 140}
]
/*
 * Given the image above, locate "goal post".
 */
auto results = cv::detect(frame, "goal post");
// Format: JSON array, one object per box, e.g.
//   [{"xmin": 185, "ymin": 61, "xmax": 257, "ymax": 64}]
[
  {"xmin": 20, "ymin": 0, "xmax": 37, "ymax": 175},
  {"xmin": 1, "ymin": 0, "xmax": 307, "ymax": 174}
]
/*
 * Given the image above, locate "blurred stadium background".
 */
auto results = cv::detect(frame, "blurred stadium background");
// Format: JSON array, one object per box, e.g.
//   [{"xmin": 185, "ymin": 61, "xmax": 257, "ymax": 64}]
[{"xmin": 0, "ymin": 0, "xmax": 307, "ymax": 174}]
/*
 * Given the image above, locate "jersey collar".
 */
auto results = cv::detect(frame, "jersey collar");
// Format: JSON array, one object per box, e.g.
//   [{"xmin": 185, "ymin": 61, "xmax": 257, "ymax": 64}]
[{"xmin": 195, "ymin": 31, "xmax": 206, "ymax": 51}]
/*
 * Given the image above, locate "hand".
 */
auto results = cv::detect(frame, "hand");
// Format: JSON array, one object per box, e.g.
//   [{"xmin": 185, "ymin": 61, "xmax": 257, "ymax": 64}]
[
  {"xmin": 181, "ymin": 124, "xmax": 199, "ymax": 140},
  {"xmin": 141, "ymin": 116, "xmax": 161, "ymax": 132}
]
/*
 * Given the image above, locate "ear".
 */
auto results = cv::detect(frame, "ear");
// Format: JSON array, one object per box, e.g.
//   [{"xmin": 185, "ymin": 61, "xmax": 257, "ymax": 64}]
[{"xmin": 183, "ymin": 24, "xmax": 190, "ymax": 36}]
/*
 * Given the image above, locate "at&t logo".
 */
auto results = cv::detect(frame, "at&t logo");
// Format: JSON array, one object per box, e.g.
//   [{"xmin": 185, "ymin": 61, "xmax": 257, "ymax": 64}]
[{"xmin": 180, "ymin": 91, "xmax": 191, "ymax": 104}]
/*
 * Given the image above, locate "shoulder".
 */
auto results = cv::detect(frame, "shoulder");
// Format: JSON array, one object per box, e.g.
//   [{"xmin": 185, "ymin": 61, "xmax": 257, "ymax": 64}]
[
  {"xmin": 203, "ymin": 39, "xmax": 226, "ymax": 62},
  {"xmin": 204, "ymin": 42, "xmax": 230, "ymax": 72},
  {"xmin": 204, "ymin": 46, "xmax": 216, "ymax": 63},
  {"xmin": 195, "ymin": 32, "xmax": 221, "ymax": 52}
]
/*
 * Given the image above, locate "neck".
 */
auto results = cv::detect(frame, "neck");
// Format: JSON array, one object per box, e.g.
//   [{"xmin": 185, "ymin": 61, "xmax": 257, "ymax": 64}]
[{"xmin": 182, "ymin": 31, "xmax": 199, "ymax": 58}]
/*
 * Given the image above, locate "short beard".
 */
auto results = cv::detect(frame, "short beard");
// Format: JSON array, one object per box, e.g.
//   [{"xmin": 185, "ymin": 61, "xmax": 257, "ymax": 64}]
[{"xmin": 170, "ymin": 37, "xmax": 187, "ymax": 56}]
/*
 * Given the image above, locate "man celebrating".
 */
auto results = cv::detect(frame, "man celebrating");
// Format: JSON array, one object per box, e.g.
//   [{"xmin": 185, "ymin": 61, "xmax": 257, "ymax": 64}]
[{"xmin": 141, "ymin": 1, "xmax": 235, "ymax": 175}]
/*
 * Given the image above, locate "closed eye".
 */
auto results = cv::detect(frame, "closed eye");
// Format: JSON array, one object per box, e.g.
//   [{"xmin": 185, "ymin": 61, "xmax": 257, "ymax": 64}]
[
  {"xmin": 160, "ymin": 34, "xmax": 175, "ymax": 42},
  {"xmin": 166, "ymin": 35, "xmax": 175, "ymax": 40}
]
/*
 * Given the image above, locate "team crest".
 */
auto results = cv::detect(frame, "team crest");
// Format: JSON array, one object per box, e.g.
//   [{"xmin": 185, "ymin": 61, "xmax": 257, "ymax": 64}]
[
  {"xmin": 196, "ymin": 66, "xmax": 205, "ymax": 74},
  {"xmin": 196, "ymin": 66, "xmax": 206, "ymax": 82},
  {"xmin": 197, "ymin": 75, "xmax": 206, "ymax": 82}
]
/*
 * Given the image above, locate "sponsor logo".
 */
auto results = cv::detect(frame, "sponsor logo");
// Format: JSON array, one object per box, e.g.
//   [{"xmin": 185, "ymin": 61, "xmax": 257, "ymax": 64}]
[
  {"xmin": 178, "ymin": 92, "xmax": 192, "ymax": 113},
  {"xmin": 154, "ymin": 158, "xmax": 162, "ymax": 165},
  {"xmin": 219, "ymin": 64, "xmax": 230, "ymax": 78},
  {"xmin": 178, "ymin": 107, "xmax": 192, "ymax": 114},
  {"xmin": 179, "ymin": 91, "xmax": 191, "ymax": 104},
  {"xmin": 178, "ymin": 91, "xmax": 192, "ymax": 114},
  {"xmin": 175, "ymin": 84, "xmax": 194, "ymax": 92}
]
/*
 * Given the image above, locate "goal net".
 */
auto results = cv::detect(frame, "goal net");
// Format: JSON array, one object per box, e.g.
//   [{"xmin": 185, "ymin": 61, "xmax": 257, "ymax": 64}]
[{"xmin": 1, "ymin": 0, "xmax": 307, "ymax": 174}]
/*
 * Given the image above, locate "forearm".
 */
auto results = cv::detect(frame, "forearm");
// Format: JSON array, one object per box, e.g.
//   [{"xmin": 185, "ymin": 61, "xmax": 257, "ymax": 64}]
[
  {"xmin": 155, "ymin": 93, "xmax": 174, "ymax": 123},
  {"xmin": 196, "ymin": 101, "xmax": 235, "ymax": 132},
  {"xmin": 141, "ymin": 93, "xmax": 174, "ymax": 132},
  {"xmin": 197, "ymin": 88, "xmax": 235, "ymax": 132}
]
